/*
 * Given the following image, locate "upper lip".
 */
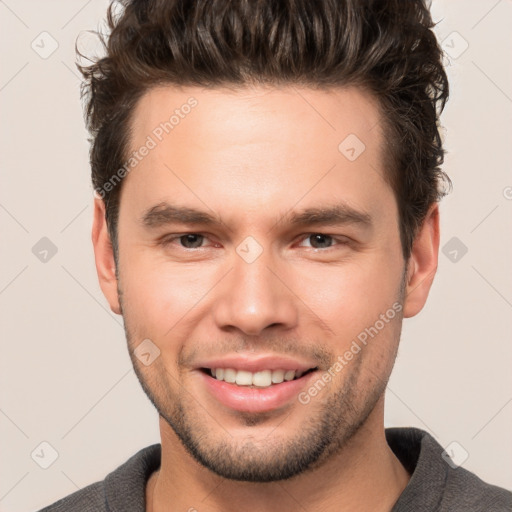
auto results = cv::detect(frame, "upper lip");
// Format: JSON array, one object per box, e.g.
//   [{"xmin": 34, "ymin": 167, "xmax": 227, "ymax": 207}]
[{"xmin": 195, "ymin": 355, "xmax": 318, "ymax": 373}]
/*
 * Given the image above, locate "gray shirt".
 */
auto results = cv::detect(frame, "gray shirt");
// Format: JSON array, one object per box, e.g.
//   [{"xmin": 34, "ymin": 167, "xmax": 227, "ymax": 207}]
[{"xmin": 37, "ymin": 427, "xmax": 512, "ymax": 511}]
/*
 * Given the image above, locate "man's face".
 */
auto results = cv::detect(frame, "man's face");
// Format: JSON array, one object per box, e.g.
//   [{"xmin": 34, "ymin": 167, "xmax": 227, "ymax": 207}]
[{"xmin": 111, "ymin": 85, "xmax": 408, "ymax": 481}]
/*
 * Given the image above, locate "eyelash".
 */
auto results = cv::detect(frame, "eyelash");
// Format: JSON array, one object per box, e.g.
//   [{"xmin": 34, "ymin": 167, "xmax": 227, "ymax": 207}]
[{"xmin": 158, "ymin": 233, "xmax": 350, "ymax": 251}]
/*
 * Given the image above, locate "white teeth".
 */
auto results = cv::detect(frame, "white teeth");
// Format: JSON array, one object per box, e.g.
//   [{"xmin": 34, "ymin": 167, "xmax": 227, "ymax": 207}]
[
  {"xmin": 210, "ymin": 368, "xmax": 309, "ymax": 387},
  {"xmin": 284, "ymin": 370, "xmax": 296, "ymax": 381},
  {"xmin": 235, "ymin": 370, "xmax": 253, "ymax": 386},
  {"xmin": 271, "ymin": 369, "xmax": 285, "ymax": 383},
  {"xmin": 252, "ymin": 370, "xmax": 272, "ymax": 387},
  {"xmin": 223, "ymin": 368, "xmax": 236, "ymax": 383}
]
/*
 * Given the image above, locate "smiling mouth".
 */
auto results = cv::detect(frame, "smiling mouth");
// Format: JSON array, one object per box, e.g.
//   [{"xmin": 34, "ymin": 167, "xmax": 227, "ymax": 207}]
[{"xmin": 200, "ymin": 367, "xmax": 318, "ymax": 388}]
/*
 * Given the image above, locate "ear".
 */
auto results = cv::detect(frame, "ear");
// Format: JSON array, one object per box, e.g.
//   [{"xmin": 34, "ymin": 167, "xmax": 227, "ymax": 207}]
[
  {"xmin": 402, "ymin": 203, "xmax": 440, "ymax": 318},
  {"xmin": 91, "ymin": 196, "xmax": 121, "ymax": 315}
]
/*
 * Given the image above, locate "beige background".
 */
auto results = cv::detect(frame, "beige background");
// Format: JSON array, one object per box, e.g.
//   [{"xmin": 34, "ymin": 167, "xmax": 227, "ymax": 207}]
[{"xmin": 1, "ymin": 1, "xmax": 511, "ymax": 510}]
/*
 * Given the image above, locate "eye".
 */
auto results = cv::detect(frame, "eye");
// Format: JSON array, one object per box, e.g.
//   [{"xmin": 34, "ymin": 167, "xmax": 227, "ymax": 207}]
[
  {"xmin": 178, "ymin": 234, "xmax": 205, "ymax": 249},
  {"xmin": 160, "ymin": 233, "xmax": 211, "ymax": 249},
  {"xmin": 297, "ymin": 233, "xmax": 348, "ymax": 250},
  {"xmin": 158, "ymin": 232, "xmax": 349, "ymax": 252}
]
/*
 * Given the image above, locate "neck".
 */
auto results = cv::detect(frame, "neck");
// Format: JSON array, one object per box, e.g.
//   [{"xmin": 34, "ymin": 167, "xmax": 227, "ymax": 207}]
[{"xmin": 146, "ymin": 400, "xmax": 410, "ymax": 512}]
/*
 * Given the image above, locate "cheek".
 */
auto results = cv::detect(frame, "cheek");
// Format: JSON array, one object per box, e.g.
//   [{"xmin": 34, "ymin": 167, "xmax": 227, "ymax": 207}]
[
  {"xmin": 286, "ymin": 252, "xmax": 403, "ymax": 340},
  {"xmin": 118, "ymin": 249, "xmax": 218, "ymax": 335}
]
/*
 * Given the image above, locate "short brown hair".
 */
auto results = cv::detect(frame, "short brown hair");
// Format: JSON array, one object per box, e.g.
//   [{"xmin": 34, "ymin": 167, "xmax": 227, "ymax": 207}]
[{"xmin": 78, "ymin": 0, "xmax": 449, "ymax": 260}]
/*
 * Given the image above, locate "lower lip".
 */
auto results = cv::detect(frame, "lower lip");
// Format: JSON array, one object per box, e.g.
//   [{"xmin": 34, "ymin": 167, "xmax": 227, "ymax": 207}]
[{"xmin": 199, "ymin": 370, "xmax": 316, "ymax": 413}]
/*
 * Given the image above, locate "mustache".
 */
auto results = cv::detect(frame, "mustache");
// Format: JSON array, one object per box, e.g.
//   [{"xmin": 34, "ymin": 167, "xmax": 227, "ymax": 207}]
[{"xmin": 178, "ymin": 336, "xmax": 333, "ymax": 368}]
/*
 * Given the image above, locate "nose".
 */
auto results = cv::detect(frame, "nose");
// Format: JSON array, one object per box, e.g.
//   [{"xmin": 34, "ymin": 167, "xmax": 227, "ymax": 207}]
[{"xmin": 212, "ymin": 247, "xmax": 299, "ymax": 336}]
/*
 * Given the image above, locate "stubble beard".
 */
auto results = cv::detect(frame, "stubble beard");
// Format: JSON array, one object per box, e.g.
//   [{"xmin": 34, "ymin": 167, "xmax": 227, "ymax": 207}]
[{"xmin": 118, "ymin": 271, "xmax": 405, "ymax": 482}]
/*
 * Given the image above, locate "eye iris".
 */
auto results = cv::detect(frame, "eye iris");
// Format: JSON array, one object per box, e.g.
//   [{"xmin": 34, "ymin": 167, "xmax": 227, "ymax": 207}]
[
  {"xmin": 310, "ymin": 234, "xmax": 332, "ymax": 249},
  {"xmin": 180, "ymin": 234, "xmax": 203, "ymax": 248}
]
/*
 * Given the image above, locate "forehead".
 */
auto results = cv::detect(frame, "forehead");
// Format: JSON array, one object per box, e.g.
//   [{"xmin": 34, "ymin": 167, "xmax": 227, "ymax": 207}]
[
  {"xmin": 131, "ymin": 84, "xmax": 383, "ymax": 150},
  {"xmin": 122, "ymin": 84, "xmax": 394, "ymax": 230}
]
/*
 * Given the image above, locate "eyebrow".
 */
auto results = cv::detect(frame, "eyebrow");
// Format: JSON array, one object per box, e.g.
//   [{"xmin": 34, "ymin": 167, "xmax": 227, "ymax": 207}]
[
  {"xmin": 142, "ymin": 203, "xmax": 219, "ymax": 228},
  {"xmin": 141, "ymin": 201, "xmax": 372, "ymax": 230},
  {"xmin": 277, "ymin": 204, "xmax": 372, "ymax": 230}
]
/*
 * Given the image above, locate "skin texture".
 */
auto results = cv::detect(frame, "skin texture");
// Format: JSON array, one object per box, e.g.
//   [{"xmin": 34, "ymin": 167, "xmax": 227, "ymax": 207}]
[{"xmin": 92, "ymin": 85, "xmax": 439, "ymax": 511}]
